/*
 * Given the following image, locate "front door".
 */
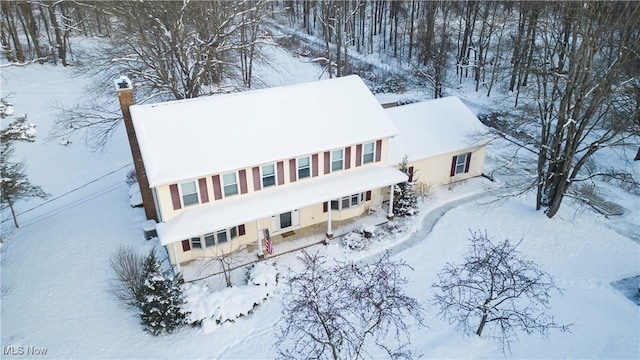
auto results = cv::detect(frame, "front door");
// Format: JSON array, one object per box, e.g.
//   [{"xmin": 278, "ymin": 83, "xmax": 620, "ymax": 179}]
[
  {"xmin": 272, "ymin": 209, "xmax": 300, "ymax": 232},
  {"xmin": 280, "ymin": 211, "xmax": 292, "ymax": 229}
]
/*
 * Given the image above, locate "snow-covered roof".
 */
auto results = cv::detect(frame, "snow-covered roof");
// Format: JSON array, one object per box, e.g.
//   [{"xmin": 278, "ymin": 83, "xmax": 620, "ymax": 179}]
[
  {"xmin": 156, "ymin": 166, "xmax": 407, "ymax": 245},
  {"xmin": 386, "ymin": 96, "xmax": 490, "ymax": 164},
  {"xmin": 130, "ymin": 75, "xmax": 399, "ymax": 187}
]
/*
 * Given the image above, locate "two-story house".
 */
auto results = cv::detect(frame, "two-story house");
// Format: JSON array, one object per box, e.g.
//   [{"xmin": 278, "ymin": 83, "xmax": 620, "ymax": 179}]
[
  {"xmin": 125, "ymin": 75, "xmax": 409, "ymax": 268},
  {"xmin": 119, "ymin": 75, "xmax": 490, "ymax": 269}
]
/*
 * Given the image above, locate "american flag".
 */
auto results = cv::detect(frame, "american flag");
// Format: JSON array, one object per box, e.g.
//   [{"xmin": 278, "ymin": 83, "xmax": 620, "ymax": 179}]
[{"xmin": 264, "ymin": 228, "xmax": 273, "ymax": 255}]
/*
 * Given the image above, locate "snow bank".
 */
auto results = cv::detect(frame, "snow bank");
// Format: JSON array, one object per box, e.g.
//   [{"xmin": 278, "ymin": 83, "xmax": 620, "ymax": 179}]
[{"xmin": 182, "ymin": 262, "xmax": 279, "ymax": 334}]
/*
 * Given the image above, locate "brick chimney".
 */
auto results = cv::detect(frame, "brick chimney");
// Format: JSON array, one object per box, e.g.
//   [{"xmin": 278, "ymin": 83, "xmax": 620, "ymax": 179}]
[{"xmin": 115, "ymin": 76, "xmax": 158, "ymax": 221}]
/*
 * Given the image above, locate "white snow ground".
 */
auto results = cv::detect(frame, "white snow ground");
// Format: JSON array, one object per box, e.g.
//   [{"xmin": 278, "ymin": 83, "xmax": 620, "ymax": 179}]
[{"xmin": 1, "ymin": 43, "xmax": 639, "ymax": 359}]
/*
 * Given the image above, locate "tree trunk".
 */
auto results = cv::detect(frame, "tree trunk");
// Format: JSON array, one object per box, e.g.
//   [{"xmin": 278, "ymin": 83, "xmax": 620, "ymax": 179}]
[
  {"xmin": 476, "ymin": 311, "xmax": 488, "ymax": 336},
  {"xmin": 47, "ymin": 0, "xmax": 66, "ymax": 66},
  {"xmin": 18, "ymin": 1, "xmax": 44, "ymax": 62},
  {"xmin": 407, "ymin": 0, "xmax": 415, "ymax": 64},
  {"xmin": 508, "ymin": 7, "xmax": 526, "ymax": 92},
  {"xmin": 1, "ymin": 1, "xmax": 25, "ymax": 62},
  {"xmin": 7, "ymin": 196, "xmax": 19, "ymax": 228}
]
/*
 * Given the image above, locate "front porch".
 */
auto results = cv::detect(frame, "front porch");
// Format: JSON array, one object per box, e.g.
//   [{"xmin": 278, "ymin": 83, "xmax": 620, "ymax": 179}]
[{"xmin": 180, "ymin": 205, "xmax": 391, "ymax": 284}]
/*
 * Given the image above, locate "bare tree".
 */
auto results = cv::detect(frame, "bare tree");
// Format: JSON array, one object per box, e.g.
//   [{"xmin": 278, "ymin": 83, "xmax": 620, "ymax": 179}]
[
  {"xmin": 108, "ymin": 245, "xmax": 145, "ymax": 306},
  {"xmin": 432, "ymin": 230, "xmax": 570, "ymax": 353},
  {"xmin": 528, "ymin": 1, "xmax": 640, "ymax": 217},
  {"xmin": 277, "ymin": 250, "xmax": 424, "ymax": 360},
  {"xmin": 51, "ymin": 0, "xmax": 273, "ymax": 150}
]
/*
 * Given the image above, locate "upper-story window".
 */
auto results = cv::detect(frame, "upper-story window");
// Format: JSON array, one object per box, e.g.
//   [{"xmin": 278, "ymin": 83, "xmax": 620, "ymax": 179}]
[
  {"xmin": 332, "ymin": 149, "xmax": 344, "ymax": 172},
  {"xmin": 363, "ymin": 142, "xmax": 375, "ymax": 164},
  {"xmin": 180, "ymin": 181, "xmax": 198, "ymax": 206},
  {"xmin": 298, "ymin": 157, "xmax": 310, "ymax": 180},
  {"xmin": 262, "ymin": 164, "xmax": 276, "ymax": 187},
  {"xmin": 222, "ymin": 172, "xmax": 238, "ymax": 197}
]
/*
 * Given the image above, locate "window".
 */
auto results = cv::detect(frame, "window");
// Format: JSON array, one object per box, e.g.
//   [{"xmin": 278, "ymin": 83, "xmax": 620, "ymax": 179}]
[
  {"xmin": 332, "ymin": 149, "xmax": 343, "ymax": 172},
  {"xmin": 204, "ymin": 233, "xmax": 215, "ymax": 247},
  {"xmin": 192, "ymin": 226, "xmax": 239, "ymax": 249},
  {"xmin": 222, "ymin": 173, "xmax": 238, "ymax": 196},
  {"xmin": 262, "ymin": 164, "xmax": 276, "ymax": 188},
  {"xmin": 330, "ymin": 193, "xmax": 364, "ymax": 211},
  {"xmin": 191, "ymin": 236, "xmax": 202, "ymax": 249},
  {"xmin": 455, "ymin": 153, "xmax": 467, "ymax": 175},
  {"xmin": 181, "ymin": 181, "xmax": 198, "ymax": 206},
  {"xmin": 298, "ymin": 157, "xmax": 310, "ymax": 179},
  {"xmin": 363, "ymin": 142, "xmax": 375, "ymax": 164},
  {"xmin": 217, "ymin": 230, "xmax": 228, "ymax": 244}
]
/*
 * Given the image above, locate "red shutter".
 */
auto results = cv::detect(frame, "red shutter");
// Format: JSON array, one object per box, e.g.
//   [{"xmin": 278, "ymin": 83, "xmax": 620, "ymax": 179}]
[
  {"xmin": 289, "ymin": 158, "xmax": 297, "ymax": 183},
  {"xmin": 355, "ymin": 144, "xmax": 362, "ymax": 167},
  {"xmin": 239, "ymin": 169, "xmax": 248, "ymax": 194},
  {"xmin": 169, "ymin": 184, "xmax": 182, "ymax": 210},
  {"xmin": 464, "ymin": 152, "xmax": 472, "ymax": 173},
  {"xmin": 365, "ymin": 190, "xmax": 371, "ymax": 201},
  {"xmin": 312, "ymin": 154, "xmax": 319, "ymax": 177},
  {"xmin": 408, "ymin": 166, "xmax": 414, "ymax": 182},
  {"xmin": 181, "ymin": 239, "xmax": 191, "ymax": 252},
  {"xmin": 324, "ymin": 151, "xmax": 330, "ymax": 174},
  {"xmin": 277, "ymin": 161, "xmax": 285, "ymax": 185},
  {"xmin": 450, "ymin": 156, "xmax": 457, "ymax": 177},
  {"xmin": 323, "ymin": 201, "xmax": 328, "ymax": 213},
  {"xmin": 238, "ymin": 224, "xmax": 246, "ymax": 236},
  {"xmin": 252, "ymin": 166, "xmax": 261, "ymax": 191},
  {"xmin": 212, "ymin": 175, "xmax": 223, "ymax": 200},
  {"xmin": 375, "ymin": 139, "xmax": 382, "ymax": 162},
  {"xmin": 198, "ymin": 178, "xmax": 209, "ymax": 203},
  {"xmin": 345, "ymin": 146, "xmax": 351, "ymax": 169}
]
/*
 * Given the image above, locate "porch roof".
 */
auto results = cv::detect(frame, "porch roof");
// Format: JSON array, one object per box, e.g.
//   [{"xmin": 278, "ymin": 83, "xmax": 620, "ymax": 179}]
[{"xmin": 156, "ymin": 166, "xmax": 408, "ymax": 246}]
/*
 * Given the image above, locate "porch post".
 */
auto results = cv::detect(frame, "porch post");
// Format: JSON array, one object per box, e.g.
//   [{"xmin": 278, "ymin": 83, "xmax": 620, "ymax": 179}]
[
  {"xmin": 326, "ymin": 203, "xmax": 333, "ymax": 239},
  {"xmin": 387, "ymin": 184, "xmax": 395, "ymax": 220},
  {"xmin": 171, "ymin": 242, "xmax": 182, "ymax": 274},
  {"xmin": 256, "ymin": 219, "xmax": 264, "ymax": 259}
]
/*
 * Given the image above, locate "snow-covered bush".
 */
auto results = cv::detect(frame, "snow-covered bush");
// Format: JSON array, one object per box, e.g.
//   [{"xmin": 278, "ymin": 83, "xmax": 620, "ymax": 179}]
[
  {"xmin": 342, "ymin": 224, "xmax": 386, "ymax": 251},
  {"xmin": 413, "ymin": 182, "xmax": 433, "ymax": 201},
  {"xmin": 387, "ymin": 220, "xmax": 402, "ymax": 234},
  {"xmin": 136, "ymin": 251, "xmax": 188, "ymax": 336},
  {"xmin": 342, "ymin": 231, "xmax": 370, "ymax": 251},
  {"xmin": 0, "ymin": 98, "xmax": 14, "ymax": 118},
  {"xmin": 183, "ymin": 262, "xmax": 279, "ymax": 334}
]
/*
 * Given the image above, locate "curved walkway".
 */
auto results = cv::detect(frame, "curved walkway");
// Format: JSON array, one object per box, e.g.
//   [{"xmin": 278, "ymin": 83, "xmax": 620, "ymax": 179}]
[
  {"xmin": 188, "ymin": 188, "xmax": 489, "ymax": 283},
  {"xmin": 385, "ymin": 192, "xmax": 489, "ymax": 258}
]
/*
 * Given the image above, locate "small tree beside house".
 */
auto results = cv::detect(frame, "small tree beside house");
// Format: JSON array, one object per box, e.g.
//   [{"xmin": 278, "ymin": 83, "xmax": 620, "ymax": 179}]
[
  {"xmin": 136, "ymin": 250, "xmax": 188, "ymax": 335},
  {"xmin": 393, "ymin": 155, "xmax": 418, "ymax": 217}
]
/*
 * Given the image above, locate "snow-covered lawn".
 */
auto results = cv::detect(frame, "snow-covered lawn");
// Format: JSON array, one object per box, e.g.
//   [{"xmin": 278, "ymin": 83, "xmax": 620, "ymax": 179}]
[{"xmin": 2, "ymin": 45, "xmax": 639, "ymax": 359}]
